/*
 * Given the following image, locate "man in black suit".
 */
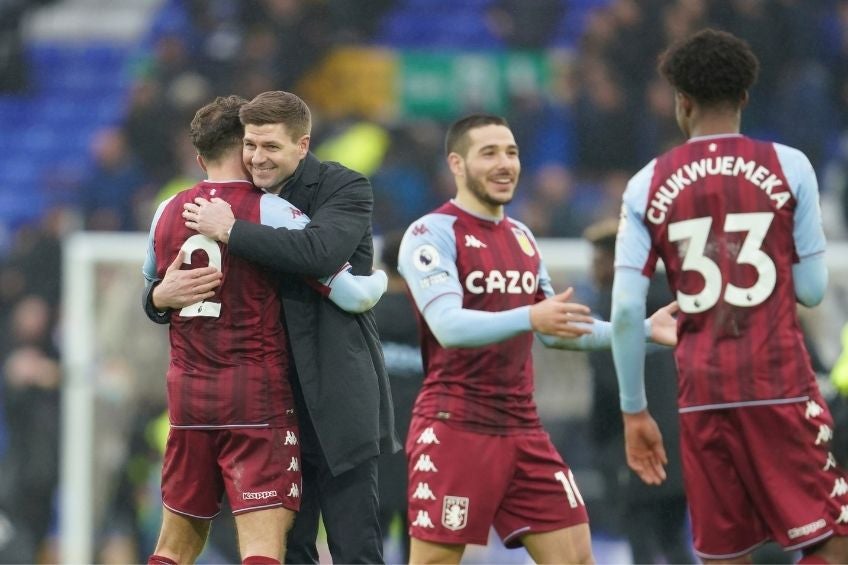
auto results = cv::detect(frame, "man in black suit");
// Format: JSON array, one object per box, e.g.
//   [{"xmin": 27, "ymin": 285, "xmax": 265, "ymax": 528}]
[{"xmin": 144, "ymin": 90, "xmax": 399, "ymax": 564}]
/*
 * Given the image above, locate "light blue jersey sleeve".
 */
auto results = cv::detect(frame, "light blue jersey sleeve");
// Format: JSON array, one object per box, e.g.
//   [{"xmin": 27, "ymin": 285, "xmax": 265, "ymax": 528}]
[
  {"xmin": 260, "ymin": 194, "xmax": 387, "ymax": 313},
  {"xmin": 142, "ymin": 197, "xmax": 174, "ymax": 283},
  {"xmin": 505, "ymin": 218, "xmax": 653, "ymax": 351},
  {"xmin": 613, "ymin": 160, "xmax": 657, "ymax": 273},
  {"xmin": 774, "ymin": 144, "xmax": 828, "ymax": 306},
  {"xmin": 397, "ymin": 213, "xmax": 532, "ymax": 348},
  {"xmin": 611, "ymin": 161, "xmax": 657, "ymax": 413}
]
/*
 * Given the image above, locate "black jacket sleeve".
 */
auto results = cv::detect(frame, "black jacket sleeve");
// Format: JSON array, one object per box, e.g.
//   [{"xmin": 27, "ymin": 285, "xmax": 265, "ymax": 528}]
[
  {"xmin": 228, "ymin": 167, "xmax": 373, "ymax": 277},
  {"xmin": 142, "ymin": 280, "xmax": 171, "ymax": 324}
]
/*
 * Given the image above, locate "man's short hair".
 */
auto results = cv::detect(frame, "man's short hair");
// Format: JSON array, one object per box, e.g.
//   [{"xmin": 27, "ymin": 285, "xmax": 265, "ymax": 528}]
[
  {"xmin": 445, "ymin": 114, "xmax": 510, "ymax": 158},
  {"xmin": 658, "ymin": 28, "xmax": 759, "ymax": 109},
  {"xmin": 583, "ymin": 217, "xmax": 619, "ymax": 252},
  {"xmin": 239, "ymin": 91, "xmax": 312, "ymax": 141},
  {"xmin": 190, "ymin": 95, "xmax": 248, "ymax": 161}
]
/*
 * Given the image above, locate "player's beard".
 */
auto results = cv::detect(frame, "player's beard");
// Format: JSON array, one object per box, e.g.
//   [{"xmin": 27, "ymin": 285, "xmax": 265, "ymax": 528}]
[{"xmin": 465, "ymin": 169, "xmax": 514, "ymax": 208}]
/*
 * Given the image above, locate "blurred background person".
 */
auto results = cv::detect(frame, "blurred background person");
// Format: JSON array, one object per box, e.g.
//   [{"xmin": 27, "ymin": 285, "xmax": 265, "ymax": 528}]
[
  {"xmin": 374, "ymin": 231, "xmax": 424, "ymax": 564},
  {"xmin": 583, "ymin": 218, "xmax": 693, "ymax": 564}
]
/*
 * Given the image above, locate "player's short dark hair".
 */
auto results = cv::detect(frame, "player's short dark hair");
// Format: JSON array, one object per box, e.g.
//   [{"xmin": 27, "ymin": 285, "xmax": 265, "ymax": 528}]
[
  {"xmin": 190, "ymin": 95, "xmax": 248, "ymax": 161},
  {"xmin": 658, "ymin": 28, "xmax": 759, "ymax": 108},
  {"xmin": 240, "ymin": 90, "xmax": 312, "ymax": 141},
  {"xmin": 583, "ymin": 217, "xmax": 619, "ymax": 253},
  {"xmin": 445, "ymin": 114, "xmax": 510, "ymax": 158}
]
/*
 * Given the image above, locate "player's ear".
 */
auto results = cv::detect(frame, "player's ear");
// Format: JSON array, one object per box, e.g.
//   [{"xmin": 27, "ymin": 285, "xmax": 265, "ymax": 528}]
[
  {"xmin": 196, "ymin": 154, "xmax": 207, "ymax": 173},
  {"xmin": 298, "ymin": 134, "xmax": 310, "ymax": 157},
  {"xmin": 739, "ymin": 90, "xmax": 750, "ymax": 109},
  {"xmin": 447, "ymin": 152, "xmax": 465, "ymax": 178},
  {"xmin": 675, "ymin": 90, "xmax": 693, "ymax": 117}
]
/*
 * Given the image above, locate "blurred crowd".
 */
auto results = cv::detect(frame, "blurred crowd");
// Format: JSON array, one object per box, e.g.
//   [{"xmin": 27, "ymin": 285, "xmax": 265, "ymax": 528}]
[{"xmin": 2, "ymin": 0, "xmax": 848, "ymax": 562}]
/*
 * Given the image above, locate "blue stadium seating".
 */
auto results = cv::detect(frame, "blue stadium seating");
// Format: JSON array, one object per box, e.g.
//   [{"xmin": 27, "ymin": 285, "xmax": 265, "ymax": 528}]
[{"xmin": 0, "ymin": 42, "xmax": 132, "ymax": 228}]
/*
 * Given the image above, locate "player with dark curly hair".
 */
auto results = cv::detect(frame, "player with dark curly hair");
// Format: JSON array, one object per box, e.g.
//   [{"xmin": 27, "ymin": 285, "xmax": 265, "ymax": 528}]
[
  {"xmin": 612, "ymin": 28, "xmax": 848, "ymax": 564},
  {"xmin": 658, "ymin": 28, "xmax": 758, "ymax": 109}
]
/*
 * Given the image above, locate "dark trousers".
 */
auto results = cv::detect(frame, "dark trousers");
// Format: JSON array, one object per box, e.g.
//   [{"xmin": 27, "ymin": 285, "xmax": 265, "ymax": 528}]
[{"xmin": 285, "ymin": 395, "xmax": 383, "ymax": 564}]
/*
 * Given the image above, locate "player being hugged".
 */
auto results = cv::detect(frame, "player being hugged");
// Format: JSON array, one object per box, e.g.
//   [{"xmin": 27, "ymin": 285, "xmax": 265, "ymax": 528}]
[{"xmin": 142, "ymin": 95, "xmax": 386, "ymax": 565}]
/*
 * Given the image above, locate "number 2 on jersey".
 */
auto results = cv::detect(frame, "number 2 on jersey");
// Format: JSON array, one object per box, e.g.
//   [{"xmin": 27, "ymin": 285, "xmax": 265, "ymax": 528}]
[
  {"xmin": 179, "ymin": 234, "xmax": 222, "ymax": 318},
  {"xmin": 668, "ymin": 212, "xmax": 776, "ymax": 314}
]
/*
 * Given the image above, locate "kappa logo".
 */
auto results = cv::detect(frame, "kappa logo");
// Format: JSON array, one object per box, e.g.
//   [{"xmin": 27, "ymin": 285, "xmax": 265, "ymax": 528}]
[
  {"xmin": 413, "ymin": 454, "xmax": 438, "ymax": 472},
  {"xmin": 442, "ymin": 496, "xmax": 469, "ymax": 531},
  {"xmin": 825, "ymin": 452, "xmax": 838, "ymax": 471},
  {"xmin": 288, "ymin": 483, "xmax": 300, "ymax": 498},
  {"xmin": 838, "ymin": 505, "xmax": 848, "ymax": 525},
  {"xmin": 412, "ymin": 510, "xmax": 434, "ymax": 528},
  {"xmin": 412, "ymin": 482, "xmax": 436, "ymax": 500},
  {"xmin": 243, "ymin": 490, "xmax": 277, "ymax": 500},
  {"xmin": 412, "ymin": 223, "xmax": 429, "ymax": 236},
  {"xmin": 284, "ymin": 430, "xmax": 298, "ymax": 446},
  {"xmin": 832, "ymin": 478, "xmax": 848, "ymax": 498},
  {"xmin": 464, "ymin": 234, "xmax": 487, "ymax": 248},
  {"xmin": 806, "ymin": 400, "xmax": 824, "ymax": 419},
  {"xmin": 816, "ymin": 424, "xmax": 834, "ymax": 446},
  {"xmin": 416, "ymin": 427, "xmax": 440, "ymax": 445},
  {"xmin": 287, "ymin": 457, "xmax": 299, "ymax": 472}
]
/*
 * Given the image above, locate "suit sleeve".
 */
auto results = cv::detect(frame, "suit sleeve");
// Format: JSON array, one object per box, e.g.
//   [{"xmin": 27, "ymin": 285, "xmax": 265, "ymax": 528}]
[{"xmin": 228, "ymin": 168, "xmax": 373, "ymax": 277}]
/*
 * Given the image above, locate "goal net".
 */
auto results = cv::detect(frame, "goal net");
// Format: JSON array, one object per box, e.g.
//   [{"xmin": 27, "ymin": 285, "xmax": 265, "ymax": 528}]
[{"xmin": 58, "ymin": 232, "xmax": 848, "ymax": 563}]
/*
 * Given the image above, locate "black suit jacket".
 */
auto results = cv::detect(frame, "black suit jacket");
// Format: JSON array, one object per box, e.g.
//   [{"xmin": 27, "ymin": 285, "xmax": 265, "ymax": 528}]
[{"xmin": 144, "ymin": 152, "xmax": 400, "ymax": 475}]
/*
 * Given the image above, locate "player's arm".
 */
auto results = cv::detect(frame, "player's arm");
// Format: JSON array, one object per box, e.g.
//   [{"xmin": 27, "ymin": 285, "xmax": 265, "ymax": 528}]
[
  {"xmin": 141, "ymin": 206, "xmax": 173, "ymax": 324},
  {"xmin": 307, "ymin": 263, "xmax": 388, "ymax": 313},
  {"xmin": 777, "ymin": 144, "xmax": 829, "ymax": 306},
  {"xmin": 530, "ymin": 254, "xmax": 677, "ymax": 350},
  {"xmin": 141, "ymin": 197, "xmax": 224, "ymax": 324},
  {"xmin": 421, "ymin": 287, "xmax": 593, "ymax": 348},
  {"xmin": 611, "ymin": 268, "xmax": 651, "ymax": 412},
  {"xmin": 613, "ymin": 167, "xmax": 668, "ymax": 485},
  {"xmin": 397, "ymin": 215, "xmax": 592, "ymax": 348}
]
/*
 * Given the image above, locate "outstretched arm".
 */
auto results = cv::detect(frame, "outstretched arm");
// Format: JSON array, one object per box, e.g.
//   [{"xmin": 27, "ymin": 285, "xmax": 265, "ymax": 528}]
[
  {"xmin": 537, "ymin": 301, "xmax": 678, "ymax": 350},
  {"xmin": 421, "ymin": 287, "xmax": 593, "ymax": 348}
]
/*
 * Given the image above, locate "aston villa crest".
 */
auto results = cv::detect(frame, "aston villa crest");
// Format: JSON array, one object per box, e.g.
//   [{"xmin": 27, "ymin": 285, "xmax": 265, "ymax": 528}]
[
  {"xmin": 511, "ymin": 227, "xmax": 536, "ymax": 257},
  {"xmin": 441, "ymin": 495, "xmax": 469, "ymax": 531}
]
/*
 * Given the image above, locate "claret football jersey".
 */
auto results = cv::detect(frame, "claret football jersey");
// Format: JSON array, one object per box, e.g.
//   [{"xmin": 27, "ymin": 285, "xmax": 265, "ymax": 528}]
[
  {"xmin": 616, "ymin": 134, "xmax": 827, "ymax": 411},
  {"xmin": 398, "ymin": 200, "xmax": 555, "ymax": 433},
  {"xmin": 143, "ymin": 180, "xmax": 309, "ymax": 428}
]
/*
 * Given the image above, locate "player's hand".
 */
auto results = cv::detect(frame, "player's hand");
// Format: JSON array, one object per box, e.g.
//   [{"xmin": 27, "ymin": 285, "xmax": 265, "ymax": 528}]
[
  {"xmin": 183, "ymin": 197, "xmax": 235, "ymax": 242},
  {"xmin": 529, "ymin": 287, "xmax": 594, "ymax": 337},
  {"xmin": 152, "ymin": 250, "xmax": 222, "ymax": 310},
  {"xmin": 622, "ymin": 410, "xmax": 668, "ymax": 485},
  {"xmin": 648, "ymin": 301, "xmax": 679, "ymax": 346}
]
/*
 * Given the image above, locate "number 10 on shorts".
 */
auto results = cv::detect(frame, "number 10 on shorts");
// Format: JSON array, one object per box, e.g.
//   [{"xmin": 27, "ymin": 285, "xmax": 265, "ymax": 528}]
[{"xmin": 555, "ymin": 470, "xmax": 585, "ymax": 508}]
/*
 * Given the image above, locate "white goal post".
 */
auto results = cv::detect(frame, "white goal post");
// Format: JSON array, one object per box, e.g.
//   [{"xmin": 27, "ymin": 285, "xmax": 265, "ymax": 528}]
[{"xmin": 59, "ymin": 231, "xmax": 848, "ymax": 563}]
